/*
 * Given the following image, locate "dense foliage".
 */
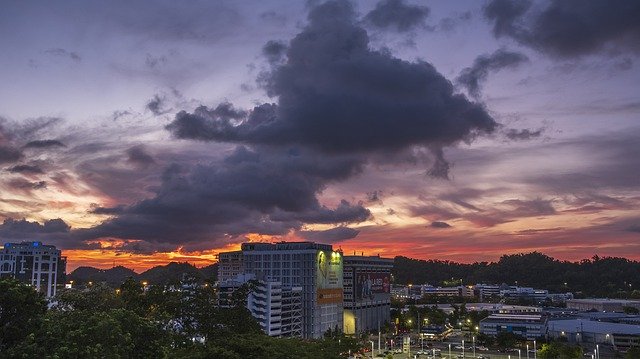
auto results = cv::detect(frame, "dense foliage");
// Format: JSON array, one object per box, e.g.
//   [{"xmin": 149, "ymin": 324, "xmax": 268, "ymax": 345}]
[
  {"xmin": 0, "ymin": 278, "xmax": 360, "ymax": 359},
  {"xmin": 393, "ymin": 252, "xmax": 640, "ymax": 297}
]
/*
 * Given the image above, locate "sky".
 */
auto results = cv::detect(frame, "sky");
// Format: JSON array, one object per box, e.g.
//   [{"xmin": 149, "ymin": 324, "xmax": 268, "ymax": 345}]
[{"xmin": 1, "ymin": 0, "xmax": 639, "ymax": 272}]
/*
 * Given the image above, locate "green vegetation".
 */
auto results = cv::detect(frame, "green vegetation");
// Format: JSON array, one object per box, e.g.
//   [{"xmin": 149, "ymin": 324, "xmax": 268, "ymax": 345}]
[
  {"xmin": 0, "ymin": 278, "xmax": 361, "ymax": 359},
  {"xmin": 393, "ymin": 252, "xmax": 640, "ymax": 298},
  {"xmin": 537, "ymin": 342, "xmax": 583, "ymax": 359}
]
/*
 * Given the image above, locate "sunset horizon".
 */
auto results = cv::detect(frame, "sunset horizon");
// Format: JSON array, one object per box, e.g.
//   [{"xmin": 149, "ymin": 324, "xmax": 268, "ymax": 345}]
[{"xmin": 1, "ymin": 0, "xmax": 639, "ymax": 276}]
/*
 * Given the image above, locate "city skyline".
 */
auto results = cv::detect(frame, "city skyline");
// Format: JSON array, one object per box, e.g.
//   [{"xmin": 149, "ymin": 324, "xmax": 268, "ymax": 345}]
[{"xmin": 1, "ymin": 0, "xmax": 639, "ymax": 272}]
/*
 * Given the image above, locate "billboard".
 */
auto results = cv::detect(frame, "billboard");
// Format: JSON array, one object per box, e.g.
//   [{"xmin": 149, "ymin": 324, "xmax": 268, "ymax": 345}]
[
  {"xmin": 316, "ymin": 250, "xmax": 343, "ymax": 304},
  {"xmin": 354, "ymin": 270, "xmax": 390, "ymax": 302}
]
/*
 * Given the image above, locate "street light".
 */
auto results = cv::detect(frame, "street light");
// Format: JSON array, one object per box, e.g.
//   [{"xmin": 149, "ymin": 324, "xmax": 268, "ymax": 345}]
[
  {"xmin": 370, "ymin": 340, "xmax": 374, "ymax": 359},
  {"xmin": 462, "ymin": 339, "xmax": 465, "ymax": 358},
  {"xmin": 518, "ymin": 348, "xmax": 521, "ymax": 359},
  {"xmin": 472, "ymin": 336, "xmax": 476, "ymax": 358},
  {"xmin": 527, "ymin": 344, "xmax": 530, "ymax": 359},
  {"xmin": 534, "ymin": 339, "xmax": 537, "ymax": 359},
  {"xmin": 448, "ymin": 343, "xmax": 452, "ymax": 359},
  {"xmin": 596, "ymin": 344, "xmax": 599, "ymax": 359}
]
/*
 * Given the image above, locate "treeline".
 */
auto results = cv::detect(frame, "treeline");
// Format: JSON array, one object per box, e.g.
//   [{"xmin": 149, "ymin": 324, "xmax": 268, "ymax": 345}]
[
  {"xmin": 0, "ymin": 277, "xmax": 359, "ymax": 359},
  {"xmin": 69, "ymin": 262, "xmax": 218, "ymax": 286},
  {"xmin": 392, "ymin": 252, "xmax": 640, "ymax": 298}
]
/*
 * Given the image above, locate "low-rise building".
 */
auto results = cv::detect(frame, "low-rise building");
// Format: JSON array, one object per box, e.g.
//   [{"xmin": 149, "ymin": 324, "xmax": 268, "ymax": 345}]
[
  {"xmin": 480, "ymin": 313, "xmax": 547, "ymax": 340},
  {"xmin": 566, "ymin": 299, "xmax": 640, "ymax": 313},
  {"xmin": 548, "ymin": 319, "xmax": 640, "ymax": 352}
]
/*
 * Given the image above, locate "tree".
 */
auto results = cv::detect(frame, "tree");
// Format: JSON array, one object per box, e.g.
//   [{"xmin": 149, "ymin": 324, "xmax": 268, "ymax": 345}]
[
  {"xmin": 626, "ymin": 346, "xmax": 640, "ymax": 359},
  {"xmin": 538, "ymin": 342, "xmax": 582, "ymax": 359},
  {"xmin": 8, "ymin": 308, "xmax": 170, "ymax": 358},
  {"xmin": 495, "ymin": 331, "xmax": 525, "ymax": 350},
  {"xmin": 0, "ymin": 278, "xmax": 47, "ymax": 353}
]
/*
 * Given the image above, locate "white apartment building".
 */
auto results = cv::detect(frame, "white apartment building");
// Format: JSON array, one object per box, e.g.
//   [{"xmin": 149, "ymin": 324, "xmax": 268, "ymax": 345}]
[
  {"xmin": 220, "ymin": 242, "xmax": 344, "ymax": 339},
  {"xmin": 0, "ymin": 241, "xmax": 66, "ymax": 297},
  {"xmin": 343, "ymin": 255, "xmax": 393, "ymax": 334}
]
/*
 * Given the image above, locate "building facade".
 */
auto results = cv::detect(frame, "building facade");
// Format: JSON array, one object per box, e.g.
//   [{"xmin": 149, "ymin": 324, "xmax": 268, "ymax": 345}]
[
  {"xmin": 219, "ymin": 242, "xmax": 344, "ymax": 339},
  {"xmin": 566, "ymin": 299, "xmax": 640, "ymax": 312},
  {"xmin": 0, "ymin": 241, "xmax": 66, "ymax": 297},
  {"xmin": 480, "ymin": 313, "xmax": 547, "ymax": 340},
  {"xmin": 343, "ymin": 255, "xmax": 393, "ymax": 334}
]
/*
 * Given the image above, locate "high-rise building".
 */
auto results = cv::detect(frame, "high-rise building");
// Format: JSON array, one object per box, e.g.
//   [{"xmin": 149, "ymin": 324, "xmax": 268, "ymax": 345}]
[
  {"xmin": 343, "ymin": 255, "xmax": 393, "ymax": 334},
  {"xmin": 217, "ymin": 250, "xmax": 244, "ymax": 282},
  {"xmin": 219, "ymin": 242, "xmax": 344, "ymax": 339},
  {"xmin": 0, "ymin": 241, "xmax": 66, "ymax": 297},
  {"xmin": 218, "ymin": 273, "xmax": 303, "ymax": 338}
]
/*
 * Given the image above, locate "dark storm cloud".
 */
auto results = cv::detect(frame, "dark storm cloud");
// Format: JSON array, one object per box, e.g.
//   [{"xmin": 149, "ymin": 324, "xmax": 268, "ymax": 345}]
[
  {"xmin": 504, "ymin": 127, "xmax": 543, "ymax": 141},
  {"xmin": 24, "ymin": 139, "xmax": 66, "ymax": 149},
  {"xmin": 28, "ymin": 0, "xmax": 496, "ymax": 250},
  {"xmin": 0, "ymin": 146, "xmax": 22, "ymax": 164},
  {"xmin": 126, "ymin": 145, "xmax": 156, "ymax": 167},
  {"xmin": 628, "ymin": 225, "xmax": 640, "ymax": 233},
  {"xmin": 90, "ymin": 205, "xmax": 126, "ymax": 215},
  {"xmin": 146, "ymin": 94, "xmax": 167, "ymax": 115},
  {"xmin": 484, "ymin": 0, "xmax": 640, "ymax": 58},
  {"xmin": 299, "ymin": 226, "xmax": 360, "ymax": 242},
  {"xmin": 457, "ymin": 49, "xmax": 529, "ymax": 98},
  {"xmin": 44, "ymin": 48, "xmax": 81, "ymax": 62},
  {"xmin": 6, "ymin": 164, "xmax": 44, "ymax": 174},
  {"xmin": 75, "ymin": 146, "xmax": 369, "ymax": 246},
  {"xmin": 262, "ymin": 40, "xmax": 287, "ymax": 64},
  {"xmin": 364, "ymin": 0, "xmax": 430, "ymax": 32},
  {"xmin": 0, "ymin": 218, "xmax": 70, "ymax": 240},
  {"xmin": 5, "ymin": 179, "xmax": 47, "ymax": 192},
  {"xmin": 430, "ymin": 221, "xmax": 452, "ymax": 228},
  {"xmin": 168, "ymin": 0, "xmax": 496, "ymax": 160}
]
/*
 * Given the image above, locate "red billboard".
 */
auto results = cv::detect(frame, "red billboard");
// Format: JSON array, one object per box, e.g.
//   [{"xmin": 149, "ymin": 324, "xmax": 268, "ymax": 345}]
[{"xmin": 354, "ymin": 271, "xmax": 390, "ymax": 302}]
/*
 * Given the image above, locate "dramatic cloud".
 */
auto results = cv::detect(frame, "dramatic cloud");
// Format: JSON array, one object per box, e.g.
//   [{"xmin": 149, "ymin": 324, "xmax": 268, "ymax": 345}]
[
  {"xmin": 0, "ymin": 146, "xmax": 22, "ymax": 164},
  {"xmin": 146, "ymin": 95, "xmax": 167, "ymax": 115},
  {"xmin": 430, "ymin": 221, "xmax": 452, "ymax": 228},
  {"xmin": 299, "ymin": 226, "xmax": 360, "ymax": 242},
  {"xmin": 168, "ymin": 1, "xmax": 496, "ymax": 167},
  {"xmin": 262, "ymin": 40, "xmax": 287, "ymax": 64},
  {"xmin": 6, "ymin": 164, "xmax": 44, "ymax": 174},
  {"xmin": 457, "ymin": 48, "xmax": 528, "ymax": 98},
  {"xmin": 24, "ymin": 139, "xmax": 66, "ymax": 149},
  {"xmin": 75, "ymin": 146, "xmax": 370, "ymax": 248},
  {"xmin": 0, "ymin": 218, "xmax": 71, "ymax": 242},
  {"xmin": 484, "ymin": 0, "xmax": 640, "ymax": 58},
  {"xmin": 364, "ymin": 0, "xmax": 430, "ymax": 32},
  {"xmin": 126, "ymin": 145, "xmax": 156, "ymax": 167}
]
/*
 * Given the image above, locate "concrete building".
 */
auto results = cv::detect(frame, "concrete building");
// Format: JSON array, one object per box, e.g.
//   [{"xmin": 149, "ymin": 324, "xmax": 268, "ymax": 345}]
[
  {"xmin": 548, "ymin": 319, "xmax": 640, "ymax": 353},
  {"xmin": 219, "ymin": 242, "xmax": 344, "ymax": 339},
  {"xmin": 218, "ymin": 273, "xmax": 303, "ymax": 338},
  {"xmin": 566, "ymin": 299, "xmax": 640, "ymax": 313},
  {"xmin": 343, "ymin": 255, "xmax": 393, "ymax": 334},
  {"xmin": 391, "ymin": 284, "xmax": 409, "ymax": 299},
  {"xmin": 421, "ymin": 285, "xmax": 474, "ymax": 298},
  {"xmin": 217, "ymin": 250, "xmax": 243, "ymax": 282},
  {"xmin": 474, "ymin": 284, "xmax": 501, "ymax": 301},
  {"xmin": 480, "ymin": 313, "xmax": 548, "ymax": 340},
  {"xmin": 0, "ymin": 241, "xmax": 66, "ymax": 297}
]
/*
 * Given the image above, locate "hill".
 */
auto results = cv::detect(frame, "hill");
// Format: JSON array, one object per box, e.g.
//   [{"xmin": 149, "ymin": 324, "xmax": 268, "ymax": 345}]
[
  {"xmin": 68, "ymin": 262, "xmax": 217, "ymax": 286},
  {"xmin": 392, "ymin": 252, "xmax": 640, "ymax": 298}
]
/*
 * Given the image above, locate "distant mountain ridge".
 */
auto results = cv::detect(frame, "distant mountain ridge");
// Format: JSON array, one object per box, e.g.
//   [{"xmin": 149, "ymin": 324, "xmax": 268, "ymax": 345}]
[
  {"xmin": 68, "ymin": 262, "xmax": 218, "ymax": 286},
  {"xmin": 68, "ymin": 252, "xmax": 640, "ymax": 298},
  {"xmin": 392, "ymin": 252, "xmax": 640, "ymax": 298}
]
